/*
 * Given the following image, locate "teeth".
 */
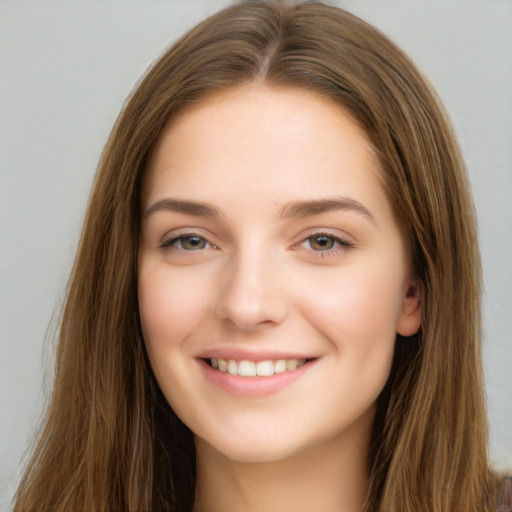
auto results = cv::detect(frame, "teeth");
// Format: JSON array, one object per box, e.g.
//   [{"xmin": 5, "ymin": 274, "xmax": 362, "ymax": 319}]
[
  {"xmin": 238, "ymin": 360, "xmax": 257, "ymax": 377},
  {"xmin": 227, "ymin": 359, "xmax": 238, "ymax": 375},
  {"xmin": 274, "ymin": 360, "xmax": 287, "ymax": 374},
  {"xmin": 286, "ymin": 359, "xmax": 298, "ymax": 371},
  {"xmin": 256, "ymin": 360, "xmax": 274, "ymax": 377},
  {"xmin": 209, "ymin": 358, "xmax": 307, "ymax": 377}
]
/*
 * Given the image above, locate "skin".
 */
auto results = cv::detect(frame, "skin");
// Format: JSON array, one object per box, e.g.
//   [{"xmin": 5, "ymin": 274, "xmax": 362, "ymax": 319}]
[{"xmin": 138, "ymin": 84, "xmax": 421, "ymax": 512}]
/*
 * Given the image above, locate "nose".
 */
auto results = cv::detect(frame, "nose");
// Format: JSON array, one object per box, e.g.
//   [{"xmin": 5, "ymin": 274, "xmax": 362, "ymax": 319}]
[{"xmin": 214, "ymin": 246, "xmax": 288, "ymax": 330}]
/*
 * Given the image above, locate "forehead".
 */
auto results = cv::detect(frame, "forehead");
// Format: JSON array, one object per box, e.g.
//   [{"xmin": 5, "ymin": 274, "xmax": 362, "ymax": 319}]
[
  {"xmin": 146, "ymin": 85, "xmax": 378, "ymax": 187},
  {"xmin": 141, "ymin": 85, "xmax": 397, "ymax": 229},
  {"xmin": 140, "ymin": 84, "xmax": 409, "ymax": 262}
]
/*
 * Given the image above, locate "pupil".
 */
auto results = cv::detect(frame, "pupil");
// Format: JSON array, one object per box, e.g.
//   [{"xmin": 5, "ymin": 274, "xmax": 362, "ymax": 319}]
[
  {"xmin": 312, "ymin": 235, "xmax": 333, "ymax": 250},
  {"xmin": 184, "ymin": 236, "xmax": 204, "ymax": 249}
]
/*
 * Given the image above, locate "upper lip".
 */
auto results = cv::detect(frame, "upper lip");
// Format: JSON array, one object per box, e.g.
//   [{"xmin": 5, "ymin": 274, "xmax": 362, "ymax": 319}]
[{"xmin": 197, "ymin": 347, "xmax": 317, "ymax": 362}]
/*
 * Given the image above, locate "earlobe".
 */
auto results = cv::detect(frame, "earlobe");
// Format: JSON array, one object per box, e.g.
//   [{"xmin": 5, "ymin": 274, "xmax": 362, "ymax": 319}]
[{"xmin": 396, "ymin": 275, "xmax": 422, "ymax": 337}]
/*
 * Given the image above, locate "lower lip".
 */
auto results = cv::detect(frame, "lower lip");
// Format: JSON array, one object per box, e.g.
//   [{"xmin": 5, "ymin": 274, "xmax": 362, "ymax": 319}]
[{"xmin": 198, "ymin": 359, "xmax": 316, "ymax": 397}]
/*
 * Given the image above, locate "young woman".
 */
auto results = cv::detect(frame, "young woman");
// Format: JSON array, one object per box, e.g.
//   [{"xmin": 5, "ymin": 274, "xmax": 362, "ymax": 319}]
[{"xmin": 13, "ymin": 1, "xmax": 507, "ymax": 511}]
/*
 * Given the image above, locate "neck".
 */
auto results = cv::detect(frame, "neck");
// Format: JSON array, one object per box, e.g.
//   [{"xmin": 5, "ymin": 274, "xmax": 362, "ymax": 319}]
[{"xmin": 193, "ymin": 409, "xmax": 373, "ymax": 512}]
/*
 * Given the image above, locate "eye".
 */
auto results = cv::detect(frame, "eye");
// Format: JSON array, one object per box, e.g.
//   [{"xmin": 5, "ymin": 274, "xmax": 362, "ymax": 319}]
[
  {"xmin": 307, "ymin": 234, "xmax": 336, "ymax": 251},
  {"xmin": 161, "ymin": 234, "xmax": 212, "ymax": 251},
  {"xmin": 299, "ymin": 233, "xmax": 353, "ymax": 253}
]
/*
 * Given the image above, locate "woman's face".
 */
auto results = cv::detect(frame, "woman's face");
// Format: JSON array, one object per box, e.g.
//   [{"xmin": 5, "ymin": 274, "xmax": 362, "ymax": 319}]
[{"xmin": 138, "ymin": 85, "xmax": 421, "ymax": 463}]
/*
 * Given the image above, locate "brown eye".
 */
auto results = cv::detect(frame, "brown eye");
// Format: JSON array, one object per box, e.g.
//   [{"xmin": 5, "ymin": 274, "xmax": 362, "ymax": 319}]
[
  {"xmin": 180, "ymin": 236, "xmax": 208, "ymax": 250},
  {"xmin": 308, "ymin": 235, "xmax": 336, "ymax": 251},
  {"xmin": 161, "ymin": 234, "xmax": 211, "ymax": 250}
]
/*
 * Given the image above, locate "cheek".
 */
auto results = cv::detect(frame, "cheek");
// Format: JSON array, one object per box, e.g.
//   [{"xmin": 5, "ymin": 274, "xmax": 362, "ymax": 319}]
[
  {"xmin": 295, "ymin": 260, "xmax": 404, "ymax": 353},
  {"xmin": 308, "ymin": 269, "xmax": 401, "ymax": 333},
  {"xmin": 137, "ymin": 263, "xmax": 211, "ymax": 354}
]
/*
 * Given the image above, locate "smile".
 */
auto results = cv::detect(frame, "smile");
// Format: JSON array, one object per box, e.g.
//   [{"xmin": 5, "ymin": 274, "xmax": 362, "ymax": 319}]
[
  {"xmin": 209, "ymin": 358, "xmax": 307, "ymax": 377},
  {"xmin": 199, "ymin": 356, "xmax": 317, "ymax": 397}
]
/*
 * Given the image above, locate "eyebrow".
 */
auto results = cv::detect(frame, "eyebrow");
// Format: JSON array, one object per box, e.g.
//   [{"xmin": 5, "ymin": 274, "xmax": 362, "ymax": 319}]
[
  {"xmin": 279, "ymin": 197, "xmax": 376, "ymax": 223},
  {"xmin": 144, "ymin": 199, "xmax": 221, "ymax": 219},
  {"xmin": 144, "ymin": 196, "xmax": 375, "ymax": 223}
]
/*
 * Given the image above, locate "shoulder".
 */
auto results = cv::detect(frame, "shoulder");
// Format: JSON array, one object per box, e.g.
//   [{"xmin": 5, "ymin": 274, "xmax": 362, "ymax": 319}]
[{"xmin": 495, "ymin": 476, "xmax": 512, "ymax": 512}]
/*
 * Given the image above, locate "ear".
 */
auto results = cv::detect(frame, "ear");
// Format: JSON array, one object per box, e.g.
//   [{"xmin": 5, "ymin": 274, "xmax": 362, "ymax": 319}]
[{"xmin": 396, "ymin": 270, "xmax": 422, "ymax": 337}]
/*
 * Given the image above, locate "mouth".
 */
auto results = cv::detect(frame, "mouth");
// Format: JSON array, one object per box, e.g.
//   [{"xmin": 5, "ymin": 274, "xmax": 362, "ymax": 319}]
[
  {"xmin": 199, "ymin": 355, "xmax": 317, "ymax": 397},
  {"xmin": 204, "ymin": 358, "xmax": 314, "ymax": 377}
]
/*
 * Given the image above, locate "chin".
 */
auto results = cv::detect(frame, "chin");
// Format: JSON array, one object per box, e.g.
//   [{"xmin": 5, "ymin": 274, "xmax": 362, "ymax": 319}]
[
  {"xmin": 195, "ymin": 427, "xmax": 313, "ymax": 464},
  {"xmin": 211, "ymin": 443, "xmax": 303, "ymax": 464},
  {"xmin": 195, "ymin": 421, "xmax": 347, "ymax": 466}
]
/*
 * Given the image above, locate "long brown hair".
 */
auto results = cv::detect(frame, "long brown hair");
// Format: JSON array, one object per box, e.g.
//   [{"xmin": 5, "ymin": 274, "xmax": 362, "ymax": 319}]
[{"xmin": 14, "ymin": 1, "xmax": 498, "ymax": 510}]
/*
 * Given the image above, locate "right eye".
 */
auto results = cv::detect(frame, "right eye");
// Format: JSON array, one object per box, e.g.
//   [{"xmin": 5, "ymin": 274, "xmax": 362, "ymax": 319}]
[{"xmin": 161, "ymin": 234, "xmax": 211, "ymax": 251}]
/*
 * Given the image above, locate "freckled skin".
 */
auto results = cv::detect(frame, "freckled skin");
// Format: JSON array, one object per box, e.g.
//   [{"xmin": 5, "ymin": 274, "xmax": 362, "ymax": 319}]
[{"xmin": 138, "ymin": 85, "xmax": 422, "ymax": 465}]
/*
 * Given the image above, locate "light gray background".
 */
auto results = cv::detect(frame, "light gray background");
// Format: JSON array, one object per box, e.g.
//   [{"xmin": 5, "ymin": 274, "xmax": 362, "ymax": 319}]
[{"xmin": 1, "ymin": 1, "xmax": 511, "ymax": 509}]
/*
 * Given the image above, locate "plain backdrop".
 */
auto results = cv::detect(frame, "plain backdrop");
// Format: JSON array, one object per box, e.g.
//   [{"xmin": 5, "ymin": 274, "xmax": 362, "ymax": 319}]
[{"xmin": 1, "ymin": 0, "xmax": 511, "ymax": 509}]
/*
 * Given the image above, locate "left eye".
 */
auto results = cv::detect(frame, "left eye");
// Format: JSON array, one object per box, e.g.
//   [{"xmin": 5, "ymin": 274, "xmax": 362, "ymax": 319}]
[
  {"xmin": 302, "ymin": 234, "xmax": 349, "ymax": 251},
  {"xmin": 163, "ymin": 235, "xmax": 210, "ymax": 250}
]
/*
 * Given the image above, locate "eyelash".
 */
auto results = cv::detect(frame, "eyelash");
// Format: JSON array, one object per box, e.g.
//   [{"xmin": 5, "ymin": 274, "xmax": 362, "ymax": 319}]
[
  {"xmin": 160, "ymin": 233, "xmax": 215, "ymax": 251},
  {"xmin": 160, "ymin": 231, "xmax": 353, "ymax": 256},
  {"xmin": 296, "ymin": 233, "xmax": 354, "ymax": 256}
]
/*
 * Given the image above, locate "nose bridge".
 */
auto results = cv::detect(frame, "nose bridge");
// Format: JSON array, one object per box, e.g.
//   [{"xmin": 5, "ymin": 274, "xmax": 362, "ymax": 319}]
[{"xmin": 215, "ymin": 237, "xmax": 287, "ymax": 329}]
